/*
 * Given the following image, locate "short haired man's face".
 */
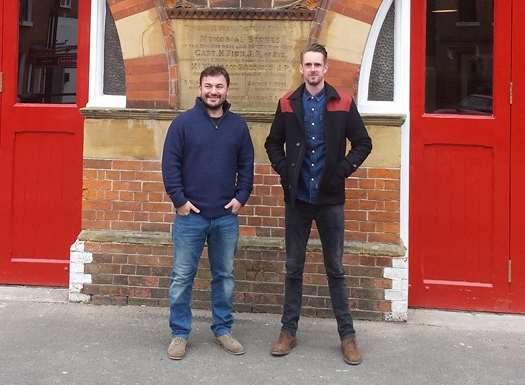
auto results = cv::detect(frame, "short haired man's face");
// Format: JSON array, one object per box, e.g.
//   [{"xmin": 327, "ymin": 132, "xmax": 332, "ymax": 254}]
[
  {"xmin": 299, "ymin": 51, "xmax": 328, "ymax": 87},
  {"xmin": 199, "ymin": 75, "xmax": 228, "ymax": 111}
]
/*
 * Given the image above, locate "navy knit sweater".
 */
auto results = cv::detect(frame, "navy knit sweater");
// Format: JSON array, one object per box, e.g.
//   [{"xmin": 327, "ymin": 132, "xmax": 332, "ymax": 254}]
[{"xmin": 162, "ymin": 98, "xmax": 254, "ymax": 218}]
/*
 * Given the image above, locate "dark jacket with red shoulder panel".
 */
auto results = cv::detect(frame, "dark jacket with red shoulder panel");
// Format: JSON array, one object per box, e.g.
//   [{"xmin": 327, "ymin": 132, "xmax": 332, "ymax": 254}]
[{"xmin": 265, "ymin": 82, "xmax": 372, "ymax": 205}]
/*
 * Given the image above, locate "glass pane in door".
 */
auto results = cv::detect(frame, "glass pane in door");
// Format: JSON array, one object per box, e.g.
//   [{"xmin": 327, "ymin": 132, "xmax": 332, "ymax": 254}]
[
  {"xmin": 425, "ymin": 0, "xmax": 493, "ymax": 115},
  {"xmin": 17, "ymin": 0, "xmax": 78, "ymax": 103}
]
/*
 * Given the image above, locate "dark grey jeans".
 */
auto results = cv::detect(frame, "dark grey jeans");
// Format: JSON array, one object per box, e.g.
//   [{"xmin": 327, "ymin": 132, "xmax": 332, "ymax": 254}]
[{"xmin": 281, "ymin": 201, "xmax": 355, "ymax": 339}]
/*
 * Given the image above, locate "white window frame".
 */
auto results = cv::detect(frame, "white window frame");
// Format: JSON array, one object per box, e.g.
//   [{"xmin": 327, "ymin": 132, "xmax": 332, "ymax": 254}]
[
  {"xmin": 357, "ymin": 0, "xmax": 409, "ymax": 115},
  {"xmin": 357, "ymin": 0, "xmax": 410, "ymax": 248},
  {"xmin": 88, "ymin": 0, "xmax": 126, "ymax": 108}
]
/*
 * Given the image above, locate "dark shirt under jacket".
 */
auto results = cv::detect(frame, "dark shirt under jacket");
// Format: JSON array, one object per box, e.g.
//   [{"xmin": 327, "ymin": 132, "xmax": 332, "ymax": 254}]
[{"xmin": 297, "ymin": 89, "xmax": 326, "ymax": 204}]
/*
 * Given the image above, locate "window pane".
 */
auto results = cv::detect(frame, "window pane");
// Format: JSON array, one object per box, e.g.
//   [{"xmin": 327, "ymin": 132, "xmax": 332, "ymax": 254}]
[
  {"xmin": 18, "ymin": 0, "xmax": 78, "ymax": 103},
  {"xmin": 369, "ymin": 2, "xmax": 395, "ymax": 102},
  {"xmin": 425, "ymin": 0, "xmax": 493, "ymax": 115},
  {"xmin": 103, "ymin": 3, "xmax": 125, "ymax": 96}
]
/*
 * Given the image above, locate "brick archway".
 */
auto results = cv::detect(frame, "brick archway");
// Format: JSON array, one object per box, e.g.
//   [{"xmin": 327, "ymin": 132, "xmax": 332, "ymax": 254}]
[
  {"xmin": 106, "ymin": 0, "xmax": 383, "ymax": 108},
  {"xmin": 106, "ymin": 0, "xmax": 173, "ymax": 108}
]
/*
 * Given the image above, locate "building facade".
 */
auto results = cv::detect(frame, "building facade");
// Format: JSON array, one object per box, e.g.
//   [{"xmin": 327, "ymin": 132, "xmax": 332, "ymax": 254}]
[{"xmin": 1, "ymin": 0, "xmax": 524, "ymax": 319}]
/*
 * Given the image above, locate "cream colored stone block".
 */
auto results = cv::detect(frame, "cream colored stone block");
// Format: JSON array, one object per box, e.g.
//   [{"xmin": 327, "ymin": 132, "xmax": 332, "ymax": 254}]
[
  {"xmin": 363, "ymin": 125, "xmax": 401, "ymax": 168},
  {"xmin": 116, "ymin": 9, "xmax": 164, "ymax": 60},
  {"xmin": 248, "ymin": 122, "xmax": 272, "ymax": 163},
  {"xmin": 84, "ymin": 119, "xmax": 170, "ymax": 160},
  {"xmin": 318, "ymin": 11, "xmax": 371, "ymax": 64},
  {"xmin": 249, "ymin": 122, "xmax": 400, "ymax": 167},
  {"xmin": 83, "ymin": 119, "xmax": 400, "ymax": 167}
]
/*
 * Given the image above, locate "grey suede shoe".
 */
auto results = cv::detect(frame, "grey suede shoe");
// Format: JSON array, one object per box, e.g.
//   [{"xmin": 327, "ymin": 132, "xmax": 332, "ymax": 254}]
[
  {"xmin": 215, "ymin": 334, "xmax": 245, "ymax": 355},
  {"xmin": 167, "ymin": 336, "xmax": 188, "ymax": 360}
]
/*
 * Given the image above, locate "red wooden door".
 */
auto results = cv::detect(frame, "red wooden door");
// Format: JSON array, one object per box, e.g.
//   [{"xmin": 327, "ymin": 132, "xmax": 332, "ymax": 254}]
[
  {"xmin": 0, "ymin": 0, "xmax": 90, "ymax": 287},
  {"xmin": 410, "ymin": 0, "xmax": 513, "ymax": 312}
]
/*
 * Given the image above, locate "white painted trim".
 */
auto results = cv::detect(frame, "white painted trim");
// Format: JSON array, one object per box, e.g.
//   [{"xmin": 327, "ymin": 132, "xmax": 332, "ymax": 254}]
[
  {"xmin": 395, "ymin": 0, "xmax": 410, "ymax": 115},
  {"xmin": 357, "ymin": 0, "xmax": 410, "ymax": 250},
  {"xmin": 357, "ymin": 0, "xmax": 410, "ymax": 115},
  {"xmin": 384, "ymin": 256, "xmax": 408, "ymax": 321},
  {"xmin": 357, "ymin": 0, "xmax": 392, "ymax": 110},
  {"xmin": 400, "ymin": 117, "xmax": 409, "ymax": 250},
  {"xmin": 69, "ymin": 240, "xmax": 92, "ymax": 303},
  {"xmin": 397, "ymin": 0, "xmax": 410, "ymax": 255},
  {"xmin": 87, "ymin": 0, "xmax": 126, "ymax": 108},
  {"xmin": 357, "ymin": 0, "xmax": 411, "ymax": 320}
]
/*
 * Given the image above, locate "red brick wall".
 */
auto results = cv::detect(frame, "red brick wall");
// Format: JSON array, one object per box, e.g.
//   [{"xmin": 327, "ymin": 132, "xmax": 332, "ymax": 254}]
[
  {"xmin": 82, "ymin": 159, "xmax": 401, "ymax": 244},
  {"xmin": 82, "ymin": 240, "xmax": 394, "ymax": 320},
  {"xmin": 80, "ymin": 158, "xmax": 401, "ymax": 319},
  {"xmin": 83, "ymin": 159, "xmax": 173, "ymax": 233}
]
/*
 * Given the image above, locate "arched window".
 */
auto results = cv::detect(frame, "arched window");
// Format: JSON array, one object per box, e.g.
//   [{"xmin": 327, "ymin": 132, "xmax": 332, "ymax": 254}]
[{"xmin": 357, "ymin": 0, "xmax": 409, "ymax": 115}]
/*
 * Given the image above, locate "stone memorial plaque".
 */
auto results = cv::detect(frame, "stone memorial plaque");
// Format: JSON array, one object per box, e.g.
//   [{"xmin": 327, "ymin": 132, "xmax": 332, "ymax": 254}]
[{"xmin": 173, "ymin": 19, "xmax": 310, "ymax": 112}]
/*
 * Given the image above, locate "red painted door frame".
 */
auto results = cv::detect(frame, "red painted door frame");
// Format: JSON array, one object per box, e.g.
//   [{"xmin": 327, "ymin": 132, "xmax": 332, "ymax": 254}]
[
  {"xmin": 409, "ymin": 1, "xmax": 515, "ymax": 312},
  {"xmin": 509, "ymin": 0, "xmax": 525, "ymax": 312},
  {"xmin": 0, "ymin": 0, "xmax": 90, "ymax": 286}
]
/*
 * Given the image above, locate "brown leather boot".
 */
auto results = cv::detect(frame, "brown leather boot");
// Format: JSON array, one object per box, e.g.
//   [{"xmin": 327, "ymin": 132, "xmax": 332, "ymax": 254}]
[
  {"xmin": 341, "ymin": 336, "xmax": 362, "ymax": 365},
  {"xmin": 270, "ymin": 330, "xmax": 297, "ymax": 356}
]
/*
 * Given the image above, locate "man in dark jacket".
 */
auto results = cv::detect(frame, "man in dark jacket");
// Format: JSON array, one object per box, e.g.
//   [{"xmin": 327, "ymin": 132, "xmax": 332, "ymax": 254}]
[
  {"xmin": 265, "ymin": 43, "xmax": 372, "ymax": 365},
  {"xmin": 162, "ymin": 66, "xmax": 254, "ymax": 360}
]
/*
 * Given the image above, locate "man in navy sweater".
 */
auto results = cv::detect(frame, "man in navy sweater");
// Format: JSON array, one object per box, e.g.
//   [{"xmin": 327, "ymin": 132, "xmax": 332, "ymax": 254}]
[{"xmin": 162, "ymin": 66, "xmax": 254, "ymax": 360}]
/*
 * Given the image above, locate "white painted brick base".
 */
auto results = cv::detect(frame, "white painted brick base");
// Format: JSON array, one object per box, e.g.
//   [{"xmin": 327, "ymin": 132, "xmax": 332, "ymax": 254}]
[
  {"xmin": 384, "ymin": 257, "xmax": 408, "ymax": 321},
  {"xmin": 69, "ymin": 240, "xmax": 93, "ymax": 303}
]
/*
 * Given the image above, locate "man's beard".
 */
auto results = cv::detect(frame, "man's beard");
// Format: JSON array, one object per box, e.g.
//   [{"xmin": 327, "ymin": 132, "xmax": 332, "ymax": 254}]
[
  {"xmin": 202, "ymin": 97, "xmax": 225, "ymax": 111},
  {"xmin": 306, "ymin": 80, "xmax": 321, "ymax": 87},
  {"xmin": 305, "ymin": 75, "xmax": 322, "ymax": 87}
]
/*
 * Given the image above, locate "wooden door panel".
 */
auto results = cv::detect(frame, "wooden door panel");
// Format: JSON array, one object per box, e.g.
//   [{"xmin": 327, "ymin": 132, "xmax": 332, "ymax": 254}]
[
  {"xmin": 421, "ymin": 143, "xmax": 494, "ymax": 285},
  {"xmin": 12, "ymin": 132, "xmax": 81, "ymax": 259},
  {"xmin": 13, "ymin": 105, "xmax": 81, "ymax": 133}
]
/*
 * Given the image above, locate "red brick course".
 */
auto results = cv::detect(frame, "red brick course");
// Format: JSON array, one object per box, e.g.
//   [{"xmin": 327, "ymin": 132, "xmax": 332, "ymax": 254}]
[
  {"xmin": 108, "ymin": 0, "xmax": 156, "ymax": 21},
  {"xmin": 82, "ymin": 240, "xmax": 394, "ymax": 320},
  {"xmin": 327, "ymin": 0, "xmax": 382, "ymax": 24},
  {"xmin": 83, "ymin": 159, "xmax": 401, "ymax": 243},
  {"xmin": 124, "ymin": 55, "xmax": 171, "ymax": 109}
]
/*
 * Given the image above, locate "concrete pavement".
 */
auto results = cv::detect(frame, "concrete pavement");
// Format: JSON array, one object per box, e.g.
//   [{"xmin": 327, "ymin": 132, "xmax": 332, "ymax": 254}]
[{"xmin": 1, "ymin": 286, "xmax": 524, "ymax": 385}]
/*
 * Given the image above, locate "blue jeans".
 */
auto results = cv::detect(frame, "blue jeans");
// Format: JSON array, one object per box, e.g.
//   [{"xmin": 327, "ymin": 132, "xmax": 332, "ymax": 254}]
[
  {"xmin": 169, "ymin": 213, "xmax": 239, "ymax": 339},
  {"xmin": 282, "ymin": 201, "xmax": 355, "ymax": 339}
]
